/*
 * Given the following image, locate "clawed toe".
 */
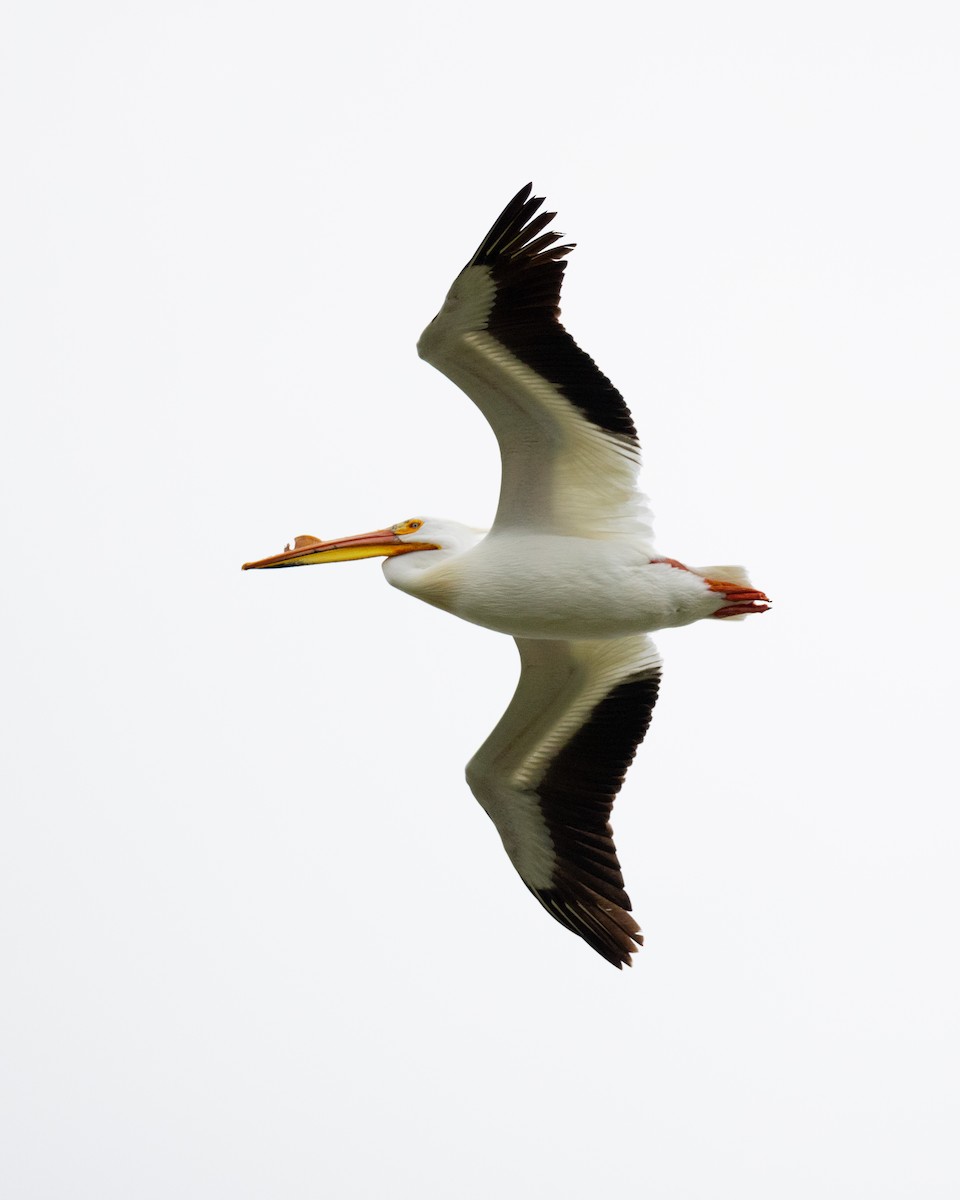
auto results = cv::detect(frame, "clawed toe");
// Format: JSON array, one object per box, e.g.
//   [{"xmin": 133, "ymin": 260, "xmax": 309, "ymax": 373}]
[{"xmin": 712, "ymin": 599, "xmax": 771, "ymax": 618}]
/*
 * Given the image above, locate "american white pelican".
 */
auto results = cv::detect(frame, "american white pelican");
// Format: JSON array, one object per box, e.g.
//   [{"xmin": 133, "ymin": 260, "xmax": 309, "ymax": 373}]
[{"xmin": 244, "ymin": 184, "xmax": 769, "ymax": 967}]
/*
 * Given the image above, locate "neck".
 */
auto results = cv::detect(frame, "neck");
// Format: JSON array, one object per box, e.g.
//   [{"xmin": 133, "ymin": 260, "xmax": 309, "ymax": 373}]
[{"xmin": 381, "ymin": 522, "xmax": 484, "ymax": 598}]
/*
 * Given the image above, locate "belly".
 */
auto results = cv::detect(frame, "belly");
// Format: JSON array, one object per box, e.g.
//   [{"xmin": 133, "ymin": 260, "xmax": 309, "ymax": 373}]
[{"xmin": 401, "ymin": 535, "xmax": 707, "ymax": 639}]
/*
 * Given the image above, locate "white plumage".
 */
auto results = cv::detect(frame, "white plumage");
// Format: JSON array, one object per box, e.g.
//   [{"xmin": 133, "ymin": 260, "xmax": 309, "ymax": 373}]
[{"xmin": 244, "ymin": 185, "xmax": 770, "ymax": 967}]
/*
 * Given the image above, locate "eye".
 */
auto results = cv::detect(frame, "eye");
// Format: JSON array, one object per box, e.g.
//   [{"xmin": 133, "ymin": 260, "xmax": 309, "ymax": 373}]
[{"xmin": 409, "ymin": 520, "xmax": 422, "ymax": 530}]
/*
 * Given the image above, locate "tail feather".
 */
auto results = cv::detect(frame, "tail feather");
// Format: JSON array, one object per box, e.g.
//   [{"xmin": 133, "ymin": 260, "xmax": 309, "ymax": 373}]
[{"xmin": 692, "ymin": 564, "xmax": 752, "ymax": 587}]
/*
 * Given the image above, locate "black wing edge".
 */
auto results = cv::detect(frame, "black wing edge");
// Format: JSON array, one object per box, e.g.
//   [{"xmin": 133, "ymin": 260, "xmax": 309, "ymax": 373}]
[
  {"xmin": 469, "ymin": 183, "xmax": 573, "ymax": 272},
  {"xmin": 465, "ymin": 183, "xmax": 638, "ymax": 444},
  {"xmin": 530, "ymin": 668, "xmax": 661, "ymax": 968}
]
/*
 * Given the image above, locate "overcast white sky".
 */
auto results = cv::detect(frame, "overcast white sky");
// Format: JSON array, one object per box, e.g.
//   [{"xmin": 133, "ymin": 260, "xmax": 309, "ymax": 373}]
[{"xmin": 2, "ymin": 2, "xmax": 958, "ymax": 1197}]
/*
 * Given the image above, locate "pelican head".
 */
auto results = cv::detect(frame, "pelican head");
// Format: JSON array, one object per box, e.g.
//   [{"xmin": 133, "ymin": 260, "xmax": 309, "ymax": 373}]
[{"xmin": 241, "ymin": 517, "xmax": 444, "ymax": 570}]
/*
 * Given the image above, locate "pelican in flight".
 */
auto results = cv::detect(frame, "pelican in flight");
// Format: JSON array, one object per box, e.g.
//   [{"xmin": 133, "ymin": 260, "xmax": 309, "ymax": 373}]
[{"xmin": 243, "ymin": 185, "xmax": 769, "ymax": 967}]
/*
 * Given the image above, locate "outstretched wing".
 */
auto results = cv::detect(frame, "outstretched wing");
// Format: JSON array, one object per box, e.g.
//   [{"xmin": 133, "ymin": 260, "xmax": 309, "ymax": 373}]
[
  {"xmin": 417, "ymin": 184, "xmax": 654, "ymax": 545},
  {"xmin": 466, "ymin": 635, "xmax": 662, "ymax": 967}
]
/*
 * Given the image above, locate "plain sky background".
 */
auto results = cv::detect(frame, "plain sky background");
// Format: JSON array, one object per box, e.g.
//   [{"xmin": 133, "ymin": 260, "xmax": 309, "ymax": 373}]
[{"xmin": 2, "ymin": 2, "xmax": 958, "ymax": 1197}]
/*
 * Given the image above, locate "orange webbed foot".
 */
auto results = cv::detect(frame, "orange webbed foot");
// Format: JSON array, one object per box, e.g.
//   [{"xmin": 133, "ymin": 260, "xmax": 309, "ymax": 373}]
[{"xmin": 705, "ymin": 578, "xmax": 771, "ymax": 618}]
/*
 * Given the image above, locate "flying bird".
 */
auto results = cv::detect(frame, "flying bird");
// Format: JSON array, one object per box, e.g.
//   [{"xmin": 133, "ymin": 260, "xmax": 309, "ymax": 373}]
[{"xmin": 243, "ymin": 184, "xmax": 770, "ymax": 967}]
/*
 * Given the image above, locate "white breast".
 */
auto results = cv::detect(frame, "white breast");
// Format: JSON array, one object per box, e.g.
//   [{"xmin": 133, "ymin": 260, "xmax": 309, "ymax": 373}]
[{"xmin": 386, "ymin": 534, "xmax": 717, "ymax": 639}]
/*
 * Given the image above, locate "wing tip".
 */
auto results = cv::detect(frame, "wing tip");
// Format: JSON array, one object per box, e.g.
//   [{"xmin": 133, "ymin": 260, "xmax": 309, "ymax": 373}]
[
  {"xmin": 531, "ymin": 882, "xmax": 644, "ymax": 969},
  {"xmin": 470, "ymin": 182, "xmax": 573, "ymax": 270}
]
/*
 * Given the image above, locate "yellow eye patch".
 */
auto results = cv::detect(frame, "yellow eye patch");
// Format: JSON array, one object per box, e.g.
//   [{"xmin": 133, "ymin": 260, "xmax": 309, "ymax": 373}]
[{"xmin": 392, "ymin": 518, "xmax": 424, "ymax": 536}]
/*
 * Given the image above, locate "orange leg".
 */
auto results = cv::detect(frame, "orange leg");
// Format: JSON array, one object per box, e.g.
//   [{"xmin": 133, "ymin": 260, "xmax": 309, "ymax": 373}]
[{"xmin": 651, "ymin": 557, "xmax": 771, "ymax": 617}]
